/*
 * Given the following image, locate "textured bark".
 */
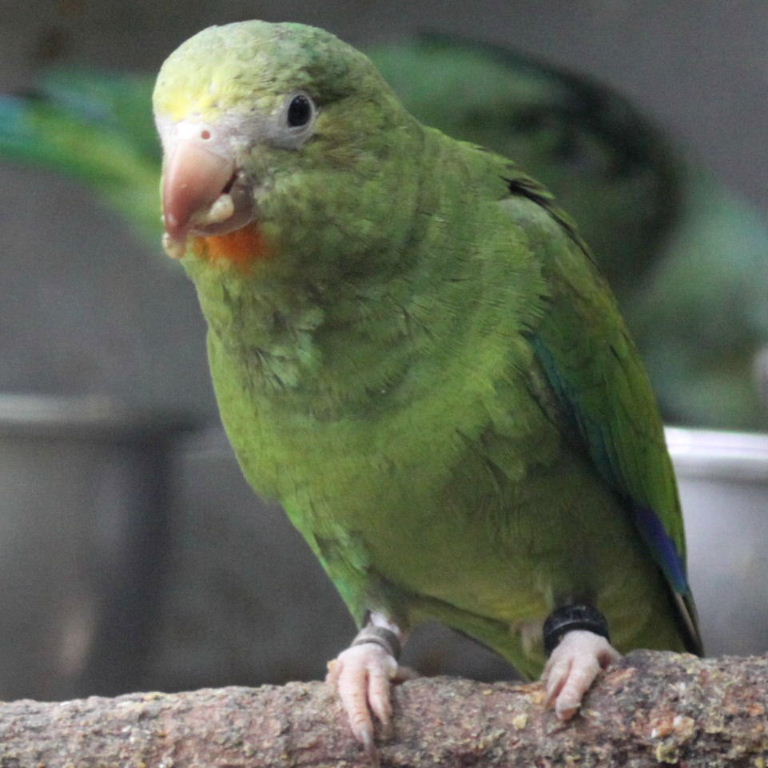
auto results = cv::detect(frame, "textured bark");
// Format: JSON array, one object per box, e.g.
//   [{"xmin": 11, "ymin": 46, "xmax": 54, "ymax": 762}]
[{"xmin": 0, "ymin": 650, "xmax": 766, "ymax": 767}]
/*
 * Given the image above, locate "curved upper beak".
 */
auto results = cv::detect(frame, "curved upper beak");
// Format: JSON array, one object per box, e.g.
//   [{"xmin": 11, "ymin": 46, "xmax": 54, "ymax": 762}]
[{"xmin": 161, "ymin": 135, "xmax": 236, "ymax": 242}]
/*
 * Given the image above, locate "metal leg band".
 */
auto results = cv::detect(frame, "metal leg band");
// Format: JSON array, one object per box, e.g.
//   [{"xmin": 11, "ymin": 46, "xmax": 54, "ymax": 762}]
[
  {"xmin": 350, "ymin": 625, "xmax": 402, "ymax": 660},
  {"xmin": 543, "ymin": 603, "xmax": 611, "ymax": 656}
]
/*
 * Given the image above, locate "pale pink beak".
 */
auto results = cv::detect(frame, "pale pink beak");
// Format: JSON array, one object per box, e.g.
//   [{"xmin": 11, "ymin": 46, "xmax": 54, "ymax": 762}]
[{"xmin": 162, "ymin": 138, "xmax": 236, "ymax": 242}]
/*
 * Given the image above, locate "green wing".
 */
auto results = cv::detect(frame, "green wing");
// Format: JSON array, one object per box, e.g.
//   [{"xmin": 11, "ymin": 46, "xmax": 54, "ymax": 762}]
[{"xmin": 505, "ymin": 175, "xmax": 702, "ymax": 653}]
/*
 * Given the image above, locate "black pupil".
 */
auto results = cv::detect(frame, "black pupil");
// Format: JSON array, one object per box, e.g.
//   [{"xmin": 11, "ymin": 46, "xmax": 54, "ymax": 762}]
[{"xmin": 287, "ymin": 94, "xmax": 312, "ymax": 127}]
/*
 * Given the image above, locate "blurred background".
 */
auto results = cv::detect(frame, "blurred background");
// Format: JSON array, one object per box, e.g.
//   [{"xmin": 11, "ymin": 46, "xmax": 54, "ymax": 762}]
[{"xmin": 0, "ymin": 0, "xmax": 766, "ymax": 701}]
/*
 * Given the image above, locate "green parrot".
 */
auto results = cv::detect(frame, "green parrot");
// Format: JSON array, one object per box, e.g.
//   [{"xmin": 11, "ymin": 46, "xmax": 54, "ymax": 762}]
[{"xmin": 153, "ymin": 20, "xmax": 700, "ymax": 756}]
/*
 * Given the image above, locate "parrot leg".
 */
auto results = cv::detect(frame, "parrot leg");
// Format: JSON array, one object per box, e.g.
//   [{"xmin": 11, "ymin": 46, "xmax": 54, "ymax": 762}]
[
  {"xmin": 541, "ymin": 603, "xmax": 620, "ymax": 720},
  {"xmin": 326, "ymin": 612, "xmax": 411, "ymax": 765}
]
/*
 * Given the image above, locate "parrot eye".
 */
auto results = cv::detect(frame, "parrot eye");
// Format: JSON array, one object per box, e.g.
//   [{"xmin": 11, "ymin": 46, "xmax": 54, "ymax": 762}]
[
  {"xmin": 272, "ymin": 92, "xmax": 317, "ymax": 149},
  {"xmin": 287, "ymin": 93, "xmax": 314, "ymax": 127}
]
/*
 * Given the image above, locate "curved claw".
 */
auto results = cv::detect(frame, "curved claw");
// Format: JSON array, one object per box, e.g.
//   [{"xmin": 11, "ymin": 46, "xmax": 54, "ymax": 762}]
[
  {"xmin": 326, "ymin": 643, "xmax": 400, "ymax": 765},
  {"xmin": 542, "ymin": 629, "xmax": 621, "ymax": 720}
]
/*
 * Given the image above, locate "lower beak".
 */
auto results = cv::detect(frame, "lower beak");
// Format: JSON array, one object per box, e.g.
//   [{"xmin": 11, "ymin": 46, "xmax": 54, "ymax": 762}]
[{"xmin": 162, "ymin": 139, "xmax": 236, "ymax": 242}]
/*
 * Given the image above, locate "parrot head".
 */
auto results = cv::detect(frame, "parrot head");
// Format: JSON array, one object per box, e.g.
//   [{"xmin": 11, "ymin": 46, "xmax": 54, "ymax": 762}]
[{"xmin": 154, "ymin": 21, "xmax": 417, "ymax": 271}]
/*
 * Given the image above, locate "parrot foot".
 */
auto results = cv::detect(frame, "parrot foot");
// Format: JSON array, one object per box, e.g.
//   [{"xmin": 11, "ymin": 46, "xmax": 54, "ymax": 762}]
[
  {"xmin": 326, "ymin": 619, "xmax": 414, "ymax": 767},
  {"xmin": 542, "ymin": 629, "xmax": 620, "ymax": 720}
]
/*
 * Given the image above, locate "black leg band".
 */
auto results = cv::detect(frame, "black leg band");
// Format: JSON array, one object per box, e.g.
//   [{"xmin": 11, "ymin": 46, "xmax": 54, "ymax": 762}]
[
  {"xmin": 543, "ymin": 603, "xmax": 611, "ymax": 656},
  {"xmin": 350, "ymin": 625, "xmax": 402, "ymax": 660}
]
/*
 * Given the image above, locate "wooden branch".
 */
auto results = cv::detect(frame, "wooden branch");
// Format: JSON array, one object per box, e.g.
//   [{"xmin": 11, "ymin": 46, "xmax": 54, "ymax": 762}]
[{"xmin": 0, "ymin": 650, "xmax": 766, "ymax": 766}]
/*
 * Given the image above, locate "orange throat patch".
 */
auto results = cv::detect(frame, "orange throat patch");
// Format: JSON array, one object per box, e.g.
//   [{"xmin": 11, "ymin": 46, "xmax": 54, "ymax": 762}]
[{"xmin": 196, "ymin": 222, "xmax": 271, "ymax": 269}]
